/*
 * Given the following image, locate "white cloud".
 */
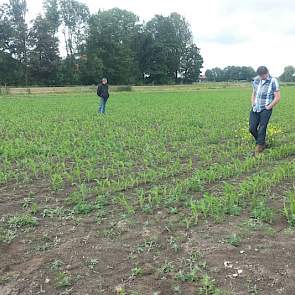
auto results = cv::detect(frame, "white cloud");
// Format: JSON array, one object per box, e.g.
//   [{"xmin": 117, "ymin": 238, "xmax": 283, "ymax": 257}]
[{"xmin": 2, "ymin": 0, "xmax": 294, "ymax": 76}]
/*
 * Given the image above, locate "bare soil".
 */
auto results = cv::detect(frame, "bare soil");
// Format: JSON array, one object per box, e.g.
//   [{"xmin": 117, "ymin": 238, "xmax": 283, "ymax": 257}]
[{"xmin": 1, "ymin": 179, "xmax": 295, "ymax": 295}]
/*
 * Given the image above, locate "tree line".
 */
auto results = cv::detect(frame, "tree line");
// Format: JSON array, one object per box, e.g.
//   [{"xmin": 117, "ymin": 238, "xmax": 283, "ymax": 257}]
[
  {"xmin": 1, "ymin": 0, "xmax": 294, "ymax": 87},
  {"xmin": 0, "ymin": 0, "xmax": 204, "ymax": 86},
  {"xmin": 205, "ymin": 66, "xmax": 256, "ymax": 82},
  {"xmin": 205, "ymin": 66, "xmax": 295, "ymax": 82}
]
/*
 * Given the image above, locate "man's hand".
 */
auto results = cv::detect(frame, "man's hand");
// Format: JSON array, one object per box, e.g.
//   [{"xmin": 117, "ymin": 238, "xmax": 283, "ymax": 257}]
[
  {"xmin": 251, "ymin": 90, "xmax": 256, "ymax": 108},
  {"xmin": 266, "ymin": 91, "xmax": 281, "ymax": 110}
]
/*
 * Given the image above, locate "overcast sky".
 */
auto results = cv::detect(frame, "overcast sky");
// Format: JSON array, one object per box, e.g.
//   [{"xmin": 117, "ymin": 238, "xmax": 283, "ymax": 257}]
[{"xmin": 3, "ymin": 0, "xmax": 295, "ymax": 76}]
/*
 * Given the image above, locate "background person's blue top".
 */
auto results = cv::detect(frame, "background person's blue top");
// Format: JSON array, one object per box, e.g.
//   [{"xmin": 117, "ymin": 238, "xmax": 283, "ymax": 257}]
[{"xmin": 252, "ymin": 76, "xmax": 280, "ymax": 112}]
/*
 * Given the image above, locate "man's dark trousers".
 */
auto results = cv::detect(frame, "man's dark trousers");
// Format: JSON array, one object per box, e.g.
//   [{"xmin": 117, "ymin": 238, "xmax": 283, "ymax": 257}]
[
  {"xmin": 249, "ymin": 109, "xmax": 272, "ymax": 145},
  {"xmin": 99, "ymin": 97, "xmax": 108, "ymax": 114}
]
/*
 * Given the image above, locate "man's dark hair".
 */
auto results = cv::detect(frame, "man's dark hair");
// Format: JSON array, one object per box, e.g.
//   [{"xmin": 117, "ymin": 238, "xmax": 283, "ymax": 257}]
[{"xmin": 257, "ymin": 66, "xmax": 269, "ymax": 76}]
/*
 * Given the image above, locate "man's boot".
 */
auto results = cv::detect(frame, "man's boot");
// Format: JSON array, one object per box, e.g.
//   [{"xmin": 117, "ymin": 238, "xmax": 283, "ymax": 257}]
[{"xmin": 255, "ymin": 144, "xmax": 266, "ymax": 156}]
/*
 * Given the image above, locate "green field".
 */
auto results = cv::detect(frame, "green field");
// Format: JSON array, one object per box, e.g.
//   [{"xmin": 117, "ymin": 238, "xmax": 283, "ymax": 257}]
[{"xmin": 1, "ymin": 87, "xmax": 295, "ymax": 294}]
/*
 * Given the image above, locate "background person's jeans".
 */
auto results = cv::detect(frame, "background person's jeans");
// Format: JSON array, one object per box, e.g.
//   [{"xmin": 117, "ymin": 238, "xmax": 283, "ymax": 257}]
[
  {"xmin": 98, "ymin": 97, "xmax": 108, "ymax": 114},
  {"xmin": 249, "ymin": 109, "xmax": 272, "ymax": 145}
]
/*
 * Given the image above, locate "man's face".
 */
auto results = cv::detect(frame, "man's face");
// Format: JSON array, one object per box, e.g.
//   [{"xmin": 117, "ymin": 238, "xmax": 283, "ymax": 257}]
[
  {"xmin": 102, "ymin": 79, "xmax": 107, "ymax": 84},
  {"xmin": 259, "ymin": 73, "xmax": 268, "ymax": 80}
]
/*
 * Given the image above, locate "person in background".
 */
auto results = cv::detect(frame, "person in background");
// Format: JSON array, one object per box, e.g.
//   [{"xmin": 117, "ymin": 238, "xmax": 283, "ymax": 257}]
[
  {"xmin": 97, "ymin": 78, "xmax": 110, "ymax": 114},
  {"xmin": 249, "ymin": 66, "xmax": 281, "ymax": 156}
]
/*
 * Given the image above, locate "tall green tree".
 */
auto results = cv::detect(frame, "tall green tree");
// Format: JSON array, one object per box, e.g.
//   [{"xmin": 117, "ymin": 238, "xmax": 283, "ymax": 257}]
[
  {"xmin": 143, "ymin": 13, "xmax": 202, "ymax": 84},
  {"xmin": 0, "ymin": 52, "xmax": 23, "ymax": 85},
  {"xmin": 59, "ymin": 0, "xmax": 89, "ymax": 58},
  {"xmin": 58, "ymin": 0, "xmax": 89, "ymax": 84},
  {"xmin": 0, "ymin": 3, "xmax": 13, "ymax": 53},
  {"xmin": 144, "ymin": 15, "xmax": 174, "ymax": 84},
  {"xmin": 168, "ymin": 13, "xmax": 193, "ymax": 82},
  {"xmin": 87, "ymin": 8, "xmax": 141, "ymax": 84},
  {"xmin": 181, "ymin": 44, "xmax": 203, "ymax": 83},
  {"xmin": 280, "ymin": 66, "xmax": 295, "ymax": 82},
  {"xmin": 8, "ymin": 0, "xmax": 28, "ymax": 61},
  {"xmin": 28, "ymin": 15, "xmax": 60, "ymax": 85},
  {"xmin": 28, "ymin": 1, "xmax": 61, "ymax": 85},
  {"xmin": 0, "ymin": 1, "xmax": 28, "ymax": 85},
  {"xmin": 43, "ymin": 0, "xmax": 60, "ymax": 34}
]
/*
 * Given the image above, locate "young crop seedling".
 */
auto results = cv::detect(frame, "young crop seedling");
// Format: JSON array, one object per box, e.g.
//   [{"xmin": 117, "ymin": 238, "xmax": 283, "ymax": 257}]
[
  {"xmin": 86, "ymin": 258, "xmax": 99, "ymax": 271},
  {"xmin": 130, "ymin": 266, "xmax": 143, "ymax": 278},
  {"xmin": 250, "ymin": 198, "xmax": 273, "ymax": 224},
  {"xmin": 0, "ymin": 227, "xmax": 16, "ymax": 244},
  {"xmin": 1, "ymin": 86, "xmax": 295, "ymax": 295},
  {"xmin": 175, "ymin": 267, "xmax": 199, "ymax": 282},
  {"xmin": 157, "ymin": 260, "xmax": 175, "ymax": 278},
  {"xmin": 50, "ymin": 259, "xmax": 64, "ymax": 271},
  {"xmin": 168, "ymin": 236, "xmax": 181, "ymax": 253},
  {"xmin": 199, "ymin": 274, "xmax": 225, "ymax": 295},
  {"xmin": 116, "ymin": 194, "xmax": 135, "ymax": 215},
  {"xmin": 228, "ymin": 233, "xmax": 241, "ymax": 247},
  {"xmin": 283, "ymin": 192, "xmax": 295, "ymax": 226},
  {"xmin": 7, "ymin": 214, "xmax": 38, "ymax": 228},
  {"xmin": 135, "ymin": 239, "xmax": 160, "ymax": 254},
  {"xmin": 50, "ymin": 173, "xmax": 64, "ymax": 191},
  {"xmin": 55, "ymin": 271, "xmax": 72, "ymax": 288},
  {"xmin": 73, "ymin": 202, "xmax": 94, "ymax": 215}
]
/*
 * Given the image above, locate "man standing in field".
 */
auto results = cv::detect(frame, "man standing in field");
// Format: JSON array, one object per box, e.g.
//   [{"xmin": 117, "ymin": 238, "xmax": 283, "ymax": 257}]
[
  {"xmin": 249, "ymin": 66, "xmax": 281, "ymax": 156},
  {"xmin": 97, "ymin": 78, "xmax": 110, "ymax": 114}
]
